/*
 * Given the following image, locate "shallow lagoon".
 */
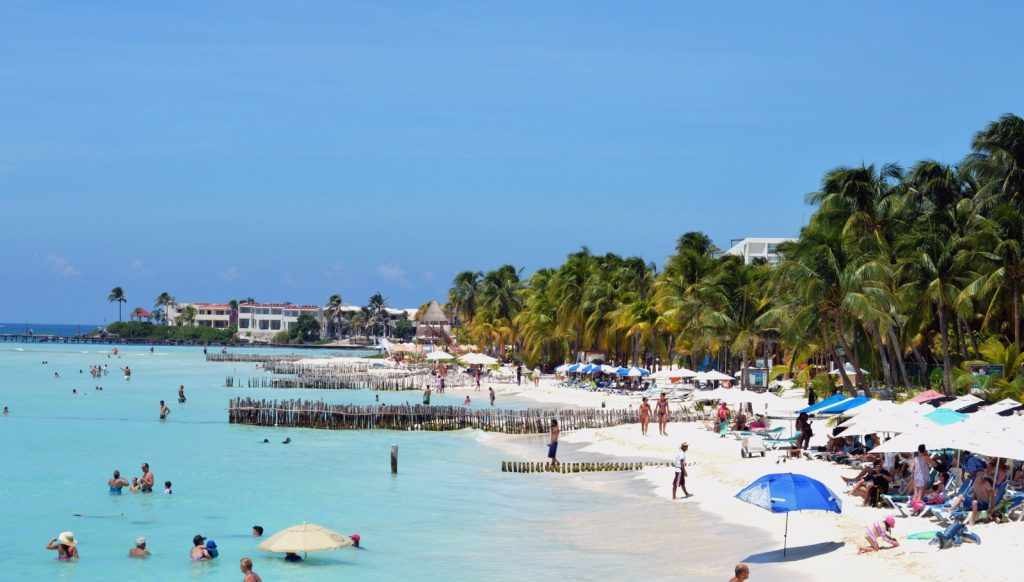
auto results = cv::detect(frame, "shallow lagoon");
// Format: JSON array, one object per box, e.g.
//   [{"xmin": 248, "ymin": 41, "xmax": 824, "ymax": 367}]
[{"xmin": 0, "ymin": 343, "xmax": 782, "ymax": 581}]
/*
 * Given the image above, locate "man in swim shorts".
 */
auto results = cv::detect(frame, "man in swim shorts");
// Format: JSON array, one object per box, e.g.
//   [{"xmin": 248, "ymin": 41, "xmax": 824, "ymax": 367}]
[{"xmin": 548, "ymin": 419, "xmax": 560, "ymax": 467}]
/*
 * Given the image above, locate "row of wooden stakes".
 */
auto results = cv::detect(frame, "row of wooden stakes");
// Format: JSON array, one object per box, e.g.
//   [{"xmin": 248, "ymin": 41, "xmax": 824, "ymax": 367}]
[{"xmin": 500, "ymin": 460, "xmax": 673, "ymax": 473}]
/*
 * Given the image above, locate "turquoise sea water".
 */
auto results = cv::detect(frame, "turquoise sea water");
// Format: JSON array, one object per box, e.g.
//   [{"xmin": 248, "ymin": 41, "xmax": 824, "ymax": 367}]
[
  {"xmin": 0, "ymin": 322, "xmax": 102, "ymax": 336},
  {"xmin": 2, "ymin": 343, "xmax": 729, "ymax": 581}
]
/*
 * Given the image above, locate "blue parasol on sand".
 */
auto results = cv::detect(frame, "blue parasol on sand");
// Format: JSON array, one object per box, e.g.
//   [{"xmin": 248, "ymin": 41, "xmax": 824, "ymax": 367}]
[{"xmin": 735, "ymin": 473, "xmax": 842, "ymax": 556}]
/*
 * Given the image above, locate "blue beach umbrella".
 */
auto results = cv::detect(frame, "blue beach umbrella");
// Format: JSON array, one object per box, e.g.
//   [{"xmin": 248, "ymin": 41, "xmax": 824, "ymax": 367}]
[
  {"xmin": 735, "ymin": 473, "xmax": 842, "ymax": 555},
  {"xmin": 615, "ymin": 367, "xmax": 630, "ymax": 377},
  {"xmin": 566, "ymin": 363, "xmax": 582, "ymax": 373}
]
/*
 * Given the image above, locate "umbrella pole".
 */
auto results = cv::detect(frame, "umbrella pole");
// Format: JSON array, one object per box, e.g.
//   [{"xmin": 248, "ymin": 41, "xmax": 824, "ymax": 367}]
[{"xmin": 784, "ymin": 512, "xmax": 789, "ymax": 557}]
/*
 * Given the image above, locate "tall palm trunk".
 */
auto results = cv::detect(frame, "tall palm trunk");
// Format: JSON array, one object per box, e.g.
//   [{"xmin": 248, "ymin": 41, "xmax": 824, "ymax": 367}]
[
  {"xmin": 937, "ymin": 306, "xmax": 953, "ymax": 395},
  {"xmin": 832, "ymin": 316, "xmax": 862, "ymax": 389},
  {"xmin": 887, "ymin": 326, "xmax": 910, "ymax": 388},
  {"xmin": 1013, "ymin": 281, "xmax": 1021, "ymax": 351},
  {"xmin": 871, "ymin": 323, "xmax": 893, "ymax": 387}
]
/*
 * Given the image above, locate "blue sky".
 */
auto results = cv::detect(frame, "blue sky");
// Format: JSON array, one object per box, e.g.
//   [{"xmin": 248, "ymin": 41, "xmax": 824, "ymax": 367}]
[{"xmin": 2, "ymin": 2, "xmax": 1022, "ymax": 324}]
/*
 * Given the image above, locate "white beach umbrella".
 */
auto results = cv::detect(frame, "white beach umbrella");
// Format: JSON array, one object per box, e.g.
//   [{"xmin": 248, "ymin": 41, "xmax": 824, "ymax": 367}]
[
  {"xmin": 460, "ymin": 352, "xmax": 498, "ymax": 366},
  {"xmin": 939, "ymin": 394, "xmax": 984, "ymax": 411},
  {"xmin": 650, "ymin": 367, "xmax": 697, "ymax": 380},
  {"xmin": 554, "ymin": 363, "xmax": 571, "ymax": 373},
  {"xmin": 425, "ymin": 350, "xmax": 455, "ymax": 361},
  {"xmin": 600, "ymin": 364, "xmax": 620, "ymax": 374},
  {"xmin": 828, "ymin": 363, "xmax": 869, "ymax": 376},
  {"xmin": 258, "ymin": 523, "xmax": 353, "ymax": 553},
  {"xmin": 696, "ymin": 370, "xmax": 734, "ymax": 382},
  {"xmin": 983, "ymin": 398, "xmax": 1022, "ymax": 416}
]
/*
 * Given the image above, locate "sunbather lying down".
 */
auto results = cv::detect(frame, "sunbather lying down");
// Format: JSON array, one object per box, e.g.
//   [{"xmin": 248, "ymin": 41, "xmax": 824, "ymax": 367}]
[{"xmin": 858, "ymin": 516, "xmax": 899, "ymax": 554}]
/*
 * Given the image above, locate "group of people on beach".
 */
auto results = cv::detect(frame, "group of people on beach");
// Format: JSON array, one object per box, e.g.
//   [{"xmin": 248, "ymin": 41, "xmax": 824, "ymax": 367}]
[{"xmin": 638, "ymin": 392, "xmax": 671, "ymax": 436}]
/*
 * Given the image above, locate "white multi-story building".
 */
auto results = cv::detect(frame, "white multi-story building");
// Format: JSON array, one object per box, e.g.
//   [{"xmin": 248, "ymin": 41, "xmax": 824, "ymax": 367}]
[
  {"xmin": 166, "ymin": 302, "xmax": 233, "ymax": 329},
  {"xmin": 237, "ymin": 302, "xmax": 322, "ymax": 342},
  {"xmin": 723, "ymin": 237, "xmax": 796, "ymax": 265}
]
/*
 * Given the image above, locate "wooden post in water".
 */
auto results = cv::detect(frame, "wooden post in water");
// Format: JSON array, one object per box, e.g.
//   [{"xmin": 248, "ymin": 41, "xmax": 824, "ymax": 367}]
[{"xmin": 390, "ymin": 445, "xmax": 399, "ymax": 475}]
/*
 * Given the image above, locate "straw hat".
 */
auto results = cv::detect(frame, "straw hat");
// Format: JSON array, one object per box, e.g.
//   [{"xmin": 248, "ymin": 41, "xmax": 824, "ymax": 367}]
[{"xmin": 58, "ymin": 532, "xmax": 77, "ymax": 547}]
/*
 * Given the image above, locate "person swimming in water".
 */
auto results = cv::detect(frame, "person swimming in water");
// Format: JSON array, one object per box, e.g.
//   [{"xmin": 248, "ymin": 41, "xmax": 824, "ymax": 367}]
[
  {"xmin": 159, "ymin": 400, "xmax": 170, "ymax": 420},
  {"xmin": 463, "ymin": 395, "xmax": 471, "ymax": 407},
  {"xmin": 47, "ymin": 531, "xmax": 79, "ymax": 561},
  {"xmin": 178, "ymin": 385, "xmax": 186, "ymax": 403},
  {"xmin": 129, "ymin": 477, "xmax": 141, "ymax": 493},
  {"xmin": 190, "ymin": 535, "xmax": 211, "ymax": 561},
  {"xmin": 129, "ymin": 536, "xmax": 150, "ymax": 558},
  {"xmin": 108, "ymin": 470, "xmax": 129, "ymax": 495}
]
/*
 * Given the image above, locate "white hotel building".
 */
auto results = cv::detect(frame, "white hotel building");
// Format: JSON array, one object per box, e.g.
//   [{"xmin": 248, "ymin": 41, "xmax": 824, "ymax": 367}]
[
  {"xmin": 166, "ymin": 301, "xmax": 322, "ymax": 342},
  {"xmin": 236, "ymin": 302, "xmax": 321, "ymax": 342},
  {"xmin": 723, "ymin": 237, "xmax": 796, "ymax": 265}
]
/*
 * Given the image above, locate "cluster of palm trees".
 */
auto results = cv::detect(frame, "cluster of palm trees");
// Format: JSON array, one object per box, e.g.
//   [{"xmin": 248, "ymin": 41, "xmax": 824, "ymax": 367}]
[
  {"xmin": 448, "ymin": 114, "xmax": 1024, "ymax": 399},
  {"xmin": 323, "ymin": 293, "xmax": 405, "ymax": 339}
]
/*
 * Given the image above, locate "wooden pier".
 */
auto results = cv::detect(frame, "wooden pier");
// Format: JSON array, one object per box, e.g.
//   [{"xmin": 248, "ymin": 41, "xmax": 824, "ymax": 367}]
[
  {"xmin": 227, "ymin": 398, "xmax": 687, "ymax": 433},
  {"xmin": 225, "ymin": 373, "xmax": 434, "ymax": 391}
]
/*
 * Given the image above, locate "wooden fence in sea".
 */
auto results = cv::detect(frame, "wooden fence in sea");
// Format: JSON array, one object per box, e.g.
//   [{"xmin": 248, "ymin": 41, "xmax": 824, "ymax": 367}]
[
  {"xmin": 206, "ymin": 354, "xmax": 306, "ymax": 363},
  {"xmin": 227, "ymin": 398, "xmax": 686, "ymax": 433},
  {"xmin": 225, "ymin": 372, "xmax": 436, "ymax": 391},
  {"xmin": 501, "ymin": 460, "xmax": 672, "ymax": 473}
]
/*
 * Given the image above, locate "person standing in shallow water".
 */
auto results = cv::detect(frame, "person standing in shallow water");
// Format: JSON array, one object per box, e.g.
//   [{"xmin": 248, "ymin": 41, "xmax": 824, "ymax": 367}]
[
  {"xmin": 547, "ymin": 419, "xmax": 560, "ymax": 467},
  {"xmin": 178, "ymin": 385, "xmax": 186, "ymax": 403},
  {"xmin": 672, "ymin": 442, "xmax": 691, "ymax": 499},
  {"xmin": 159, "ymin": 400, "xmax": 170, "ymax": 420},
  {"xmin": 108, "ymin": 470, "xmax": 129, "ymax": 494},
  {"xmin": 140, "ymin": 463, "xmax": 154, "ymax": 493},
  {"xmin": 240, "ymin": 557, "xmax": 262, "ymax": 581}
]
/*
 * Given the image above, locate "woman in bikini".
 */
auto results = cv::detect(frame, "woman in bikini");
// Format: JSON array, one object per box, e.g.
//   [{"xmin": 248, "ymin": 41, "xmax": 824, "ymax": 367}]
[
  {"xmin": 638, "ymin": 397, "xmax": 652, "ymax": 436},
  {"xmin": 655, "ymin": 392, "xmax": 670, "ymax": 436}
]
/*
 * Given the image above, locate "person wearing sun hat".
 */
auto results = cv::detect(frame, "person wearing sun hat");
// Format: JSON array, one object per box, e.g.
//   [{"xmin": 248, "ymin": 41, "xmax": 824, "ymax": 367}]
[
  {"xmin": 859, "ymin": 515, "xmax": 898, "ymax": 553},
  {"xmin": 129, "ymin": 536, "xmax": 150, "ymax": 558},
  {"xmin": 46, "ymin": 531, "xmax": 79, "ymax": 561}
]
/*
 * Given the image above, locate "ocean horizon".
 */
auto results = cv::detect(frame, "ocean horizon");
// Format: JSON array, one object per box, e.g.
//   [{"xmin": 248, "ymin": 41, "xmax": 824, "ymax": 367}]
[{"xmin": 0, "ymin": 322, "xmax": 104, "ymax": 337}]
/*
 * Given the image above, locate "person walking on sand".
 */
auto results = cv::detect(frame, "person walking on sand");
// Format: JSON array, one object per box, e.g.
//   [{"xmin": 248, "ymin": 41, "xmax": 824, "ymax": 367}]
[
  {"xmin": 159, "ymin": 400, "xmax": 170, "ymax": 420},
  {"xmin": 729, "ymin": 563, "xmax": 749, "ymax": 581},
  {"xmin": 489, "ymin": 386, "xmax": 495, "ymax": 406},
  {"xmin": 639, "ymin": 397, "xmax": 652, "ymax": 436},
  {"xmin": 547, "ymin": 419, "xmax": 560, "ymax": 467},
  {"xmin": 655, "ymin": 392, "xmax": 670, "ymax": 436},
  {"xmin": 240, "ymin": 557, "xmax": 262, "ymax": 582},
  {"xmin": 673, "ymin": 442, "xmax": 691, "ymax": 498}
]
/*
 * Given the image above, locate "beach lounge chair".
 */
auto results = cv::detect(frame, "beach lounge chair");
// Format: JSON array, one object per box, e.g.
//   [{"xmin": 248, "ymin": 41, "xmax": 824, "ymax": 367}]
[
  {"xmin": 930, "ymin": 481, "xmax": 1006, "ymax": 526},
  {"xmin": 930, "ymin": 512, "xmax": 981, "ymax": 549}
]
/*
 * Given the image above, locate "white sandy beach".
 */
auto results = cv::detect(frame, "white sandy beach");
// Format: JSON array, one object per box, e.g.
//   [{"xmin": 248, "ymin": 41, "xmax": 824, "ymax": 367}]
[{"xmin": 469, "ymin": 377, "xmax": 1018, "ymax": 582}]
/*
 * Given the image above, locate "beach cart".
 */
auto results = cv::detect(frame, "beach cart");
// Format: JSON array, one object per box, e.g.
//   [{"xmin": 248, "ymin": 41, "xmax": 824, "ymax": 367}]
[{"xmin": 741, "ymin": 434, "xmax": 766, "ymax": 458}]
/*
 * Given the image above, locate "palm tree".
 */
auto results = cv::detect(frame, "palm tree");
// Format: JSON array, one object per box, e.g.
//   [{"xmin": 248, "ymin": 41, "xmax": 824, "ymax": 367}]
[
  {"xmin": 154, "ymin": 292, "xmax": 175, "ymax": 324},
  {"xmin": 448, "ymin": 271, "xmax": 482, "ymax": 326},
  {"xmin": 108, "ymin": 287, "xmax": 127, "ymax": 321},
  {"xmin": 324, "ymin": 294, "xmax": 345, "ymax": 338}
]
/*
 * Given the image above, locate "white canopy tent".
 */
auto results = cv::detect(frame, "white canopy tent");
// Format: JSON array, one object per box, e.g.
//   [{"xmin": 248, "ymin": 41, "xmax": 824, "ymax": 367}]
[
  {"xmin": 425, "ymin": 350, "xmax": 455, "ymax": 362},
  {"xmin": 460, "ymin": 352, "xmax": 499, "ymax": 366}
]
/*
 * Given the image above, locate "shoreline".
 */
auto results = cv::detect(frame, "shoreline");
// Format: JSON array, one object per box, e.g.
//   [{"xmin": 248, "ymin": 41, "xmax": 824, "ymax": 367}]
[{"xmin": 471, "ymin": 378, "xmax": 1018, "ymax": 582}]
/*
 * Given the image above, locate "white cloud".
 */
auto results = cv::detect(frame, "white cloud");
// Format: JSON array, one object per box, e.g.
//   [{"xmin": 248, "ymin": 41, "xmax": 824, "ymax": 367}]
[
  {"xmin": 47, "ymin": 254, "xmax": 80, "ymax": 278},
  {"xmin": 220, "ymin": 266, "xmax": 241, "ymax": 282},
  {"xmin": 376, "ymin": 263, "xmax": 407, "ymax": 285}
]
